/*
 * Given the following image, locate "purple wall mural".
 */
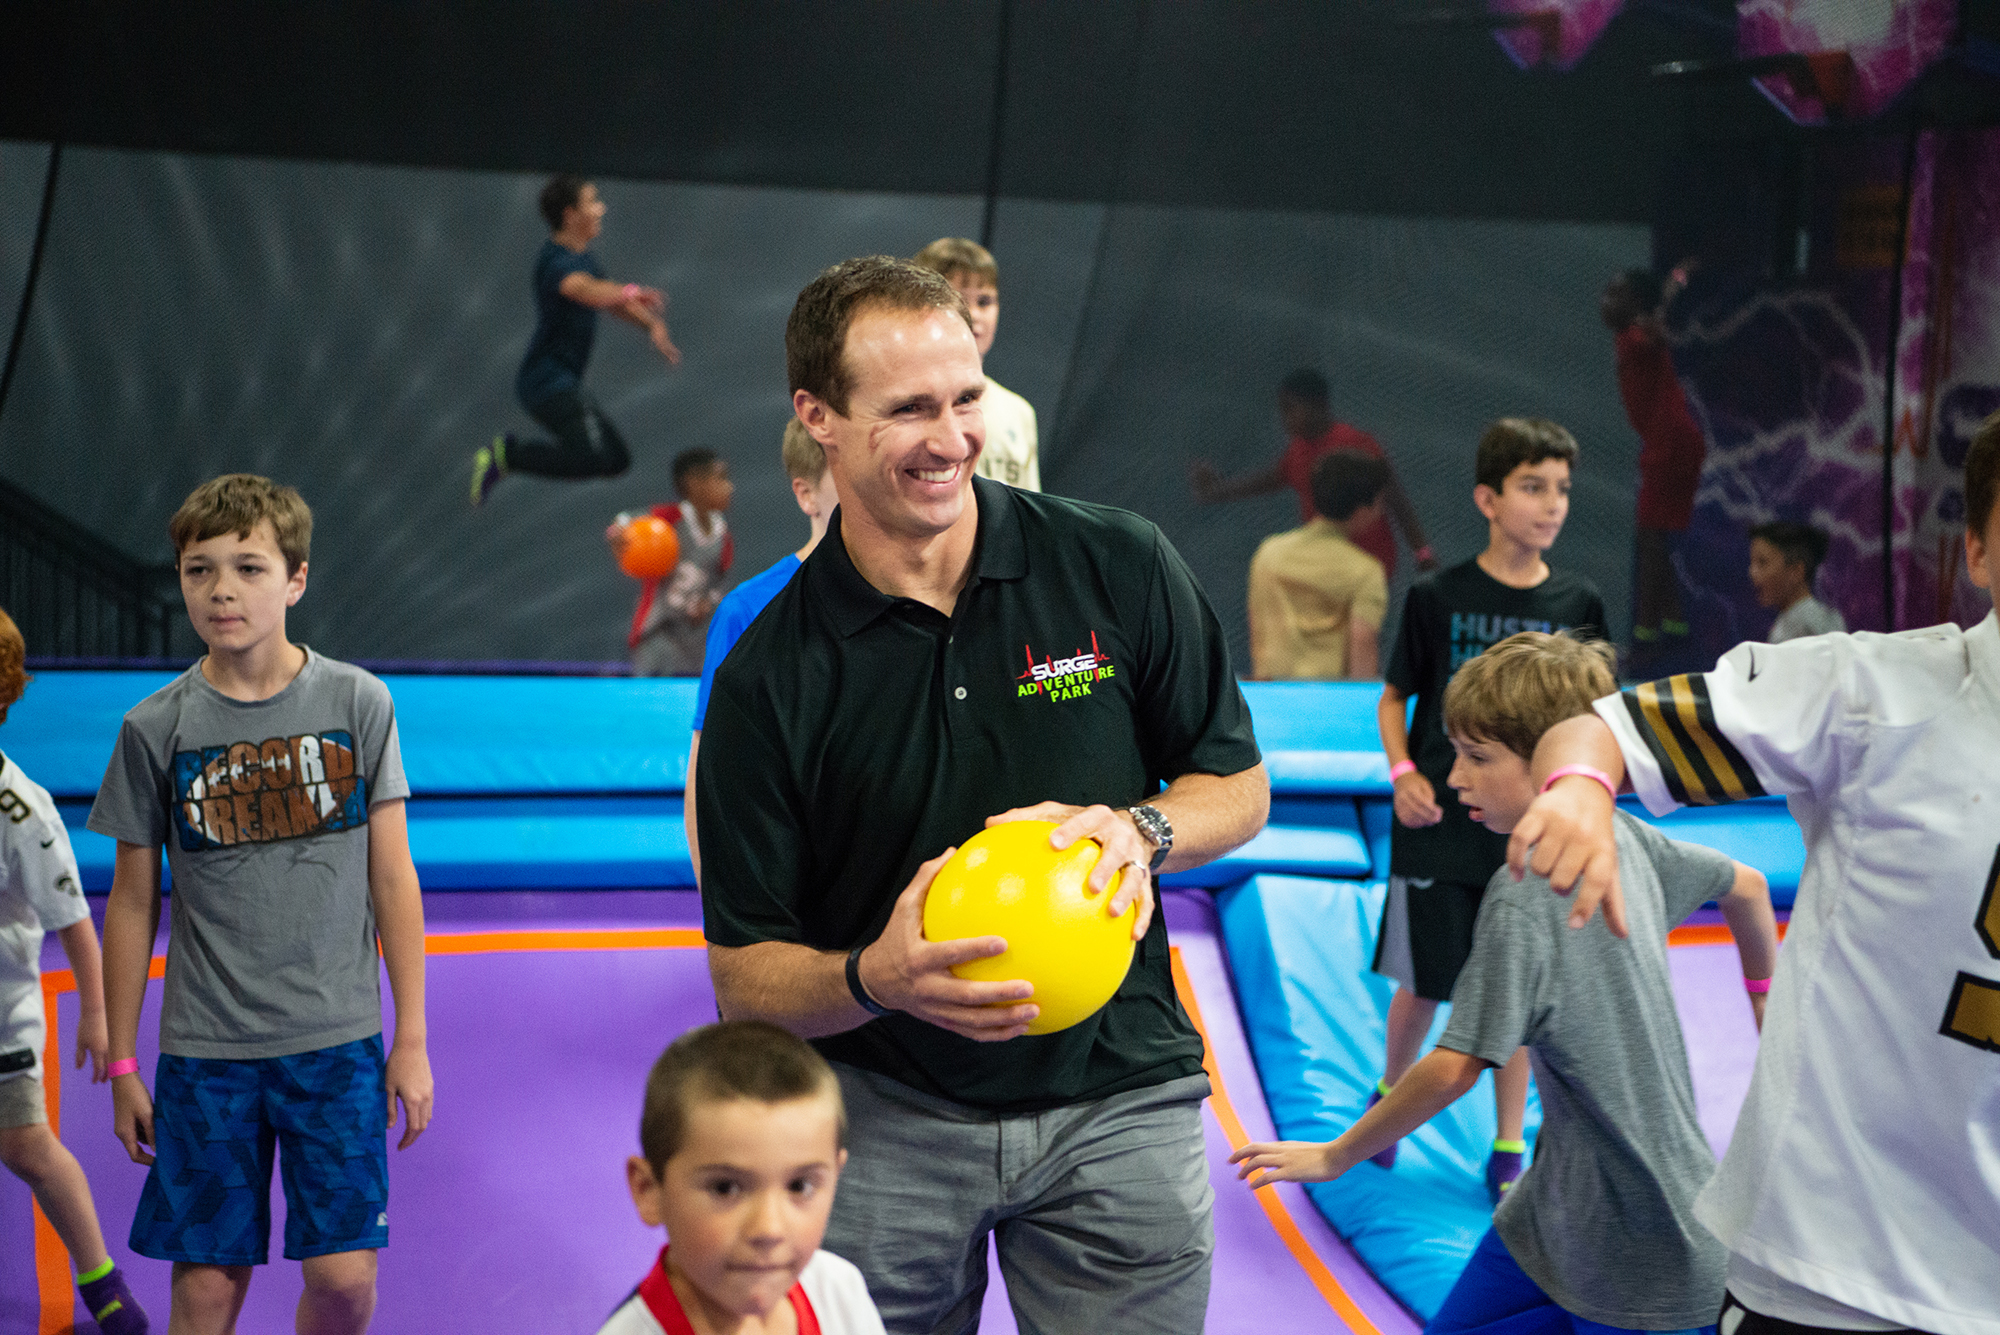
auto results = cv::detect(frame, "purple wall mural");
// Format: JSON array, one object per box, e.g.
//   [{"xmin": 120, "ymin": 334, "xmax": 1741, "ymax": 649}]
[
  {"xmin": 1739, "ymin": 0, "xmax": 1956, "ymax": 123},
  {"xmin": 1663, "ymin": 124, "xmax": 2000, "ymax": 657},
  {"xmin": 1488, "ymin": 0, "xmax": 1625, "ymax": 70}
]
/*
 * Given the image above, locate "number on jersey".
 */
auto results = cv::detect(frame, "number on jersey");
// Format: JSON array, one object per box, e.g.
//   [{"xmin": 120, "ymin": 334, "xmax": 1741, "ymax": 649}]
[{"xmin": 1940, "ymin": 843, "xmax": 2000, "ymax": 1054}]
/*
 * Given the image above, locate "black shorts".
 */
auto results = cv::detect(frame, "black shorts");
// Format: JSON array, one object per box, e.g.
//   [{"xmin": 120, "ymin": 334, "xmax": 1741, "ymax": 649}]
[
  {"xmin": 1372, "ymin": 875, "xmax": 1488, "ymax": 1002},
  {"xmin": 1719, "ymin": 1290, "xmax": 1933, "ymax": 1335}
]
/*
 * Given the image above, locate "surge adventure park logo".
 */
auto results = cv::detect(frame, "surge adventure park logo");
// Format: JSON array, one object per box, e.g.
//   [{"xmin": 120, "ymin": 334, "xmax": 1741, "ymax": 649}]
[{"xmin": 1016, "ymin": 633, "xmax": 1116, "ymax": 702}]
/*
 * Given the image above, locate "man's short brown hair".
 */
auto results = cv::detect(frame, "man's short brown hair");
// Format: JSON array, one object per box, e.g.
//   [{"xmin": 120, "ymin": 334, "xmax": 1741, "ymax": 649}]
[
  {"xmin": 786, "ymin": 256, "xmax": 971, "ymax": 417},
  {"xmin": 1967, "ymin": 409, "xmax": 2000, "ymax": 541},
  {"xmin": 639, "ymin": 1021, "xmax": 844, "ymax": 1175},
  {"xmin": 1443, "ymin": 631, "xmax": 1617, "ymax": 762},
  {"xmin": 1476, "ymin": 418, "xmax": 1579, "ymax": 493},
  {"xmin": 911, "ymin": 237, "xmax": 999, "ymax": 289},
  {"xmin": 0, "ymin": 608, "xmax": 28, "ymax": 727},
  {"xmin": 781, "ymin": 417, "xmax": 827, "ymax": 485},
  {"xmin": 169, "ymin": 474, "xmax": 312, "ymax": 574}
]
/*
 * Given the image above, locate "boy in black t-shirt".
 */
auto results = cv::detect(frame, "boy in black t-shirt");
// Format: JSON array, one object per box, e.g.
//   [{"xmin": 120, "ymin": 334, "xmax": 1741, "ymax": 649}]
[
  {"xmin": 471, "ymin": 174, "xmax": 681, "ymax": 503},
  {"xmin": 1369, "ymin": 418, "xmax": 1606, "ymax": 1200}
]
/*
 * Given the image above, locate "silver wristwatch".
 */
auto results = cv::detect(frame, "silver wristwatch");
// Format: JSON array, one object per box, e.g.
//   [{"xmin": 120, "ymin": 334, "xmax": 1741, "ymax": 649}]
[{"xmin": 1125, "ymin": 803, "xmax": 1173, "ymax": 871}]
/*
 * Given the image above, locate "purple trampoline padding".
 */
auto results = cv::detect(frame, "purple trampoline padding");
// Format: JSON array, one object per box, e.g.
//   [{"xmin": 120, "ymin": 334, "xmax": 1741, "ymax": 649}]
[
  {"xmin": 4, "ymin": 889, "xmax": 1416, "ymax": 1335},
  {"xmin": 1667, "ymin": 938, "xmax": 1765, "ymax": 1159}
]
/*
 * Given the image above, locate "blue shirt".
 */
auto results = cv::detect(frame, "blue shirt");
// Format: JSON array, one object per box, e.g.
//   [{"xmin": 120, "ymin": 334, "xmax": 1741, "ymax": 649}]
[
  {"xmin": 515, "ymin": 240, "xmax": 603, "ymax": 407},
  {"xmin": 691, "ymin": 554, "xmax": 803, "ymax": 730}
]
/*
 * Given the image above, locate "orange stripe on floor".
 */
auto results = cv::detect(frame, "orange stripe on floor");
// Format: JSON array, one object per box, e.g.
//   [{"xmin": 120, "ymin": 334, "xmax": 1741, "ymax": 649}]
[
  {"xmin": 1667, "ymin": 920, "xmax": 1788, "ymax": 948},
  {"xmin": 1170, "ymin": 946, "xmax": 1382, "ymax": 1335}
]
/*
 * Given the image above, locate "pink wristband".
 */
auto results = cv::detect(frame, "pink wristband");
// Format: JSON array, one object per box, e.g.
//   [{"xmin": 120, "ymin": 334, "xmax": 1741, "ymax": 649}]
[
  {"xmin": 1743, "ymin": 977, "xmax": 1771, "ymax": 995},
  {"xmin": 621, "ymin": 282, "xmax": 642, "ymax": 303},
  {"xmin": 106, "ymin": 1058, "xmax": 140, "ymax": 1078},
  {"xmin": 1389, "ymin": 760, "xmax": 1418, "ymax": 782},
  {"xmin": 1540, "ymin": 764, "xmax": 1617, "ymax": 801}
]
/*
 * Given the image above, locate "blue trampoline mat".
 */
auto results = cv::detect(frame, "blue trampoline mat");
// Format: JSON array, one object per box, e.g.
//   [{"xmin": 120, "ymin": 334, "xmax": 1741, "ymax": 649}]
[
  {"xmin": 11, "ymin": 672, "xmax": 700, "ymax": 798},
  {"xmin": 1219, "ymin": 873, "xmax": 1543, "ymax": 1321},
  {"xmin": 22, "ymin": 672, "xmax": 1803, "ymax": 903}
]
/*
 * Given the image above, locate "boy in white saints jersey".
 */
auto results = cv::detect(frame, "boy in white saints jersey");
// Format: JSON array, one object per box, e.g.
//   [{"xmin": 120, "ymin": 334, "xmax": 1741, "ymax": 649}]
[{"xmin": 1504, "ymin": 410, "xmax": 2000, "ymax": 1335}]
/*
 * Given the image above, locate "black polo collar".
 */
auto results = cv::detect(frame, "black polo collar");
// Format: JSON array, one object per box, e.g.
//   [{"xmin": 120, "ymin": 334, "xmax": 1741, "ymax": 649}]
[{"xmin": 808, "ymin": 475, "xmax": 1029, "ymax": 638}]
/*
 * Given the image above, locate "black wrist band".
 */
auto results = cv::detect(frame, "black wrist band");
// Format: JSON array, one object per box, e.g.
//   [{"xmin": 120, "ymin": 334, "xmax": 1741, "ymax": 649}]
[{"xmin": 846, "ymin": 944, "xmax": 894, "ymax": 1017}]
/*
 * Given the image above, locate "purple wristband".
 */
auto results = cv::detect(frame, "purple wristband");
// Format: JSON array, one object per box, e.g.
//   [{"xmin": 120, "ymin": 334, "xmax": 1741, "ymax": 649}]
[{"xmin": 1744, "ymin": 977, "xmax": 1771, "ymax": 995}]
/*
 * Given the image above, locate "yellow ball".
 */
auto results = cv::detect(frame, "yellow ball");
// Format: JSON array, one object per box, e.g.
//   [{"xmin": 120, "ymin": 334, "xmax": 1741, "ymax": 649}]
[{"xmin": 922, "ymin": 820, "xmax": 1138, "ymax": 1036}]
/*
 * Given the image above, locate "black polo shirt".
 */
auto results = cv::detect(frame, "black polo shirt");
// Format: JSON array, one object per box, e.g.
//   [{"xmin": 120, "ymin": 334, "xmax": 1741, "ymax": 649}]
[{"xmin": 696, "ymin": 475, "xmax": 1262, "ymax": 1112}]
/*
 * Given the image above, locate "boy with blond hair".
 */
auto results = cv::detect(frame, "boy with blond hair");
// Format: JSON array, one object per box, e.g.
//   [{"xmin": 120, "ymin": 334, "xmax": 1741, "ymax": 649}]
[
  {"xmin": 1236, "ymin": 630, "xmax": 1777, "ymax": 1335},
  {"xmin": 1508, "ymin": 409, "xmax": 2000, "ymax": 1334},
  {"xmin": 684, "ymin": 419, "xmax": 840, "ymax": 882},
  {"xmin": 599, "ymin": 1020, "xmax": 884, "ymax": 1334},
  {"xmin": 0, "ymin": 609, "xmax": 151, "ymax": 1333},
  {"xmin": 90, "ymin": 474, "xmax": 432, "ymax": 1335},
  {"xmin": 911, "ymin": 237, "xmax": 1039, "ymax": 491},
  {"xmin": 1371, "ymin": 418, "xmax": 1607, "ymax": 1197}
]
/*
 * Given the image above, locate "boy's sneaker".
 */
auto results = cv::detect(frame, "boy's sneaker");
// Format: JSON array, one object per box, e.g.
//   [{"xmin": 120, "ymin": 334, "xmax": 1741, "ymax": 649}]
[
  {"xmin": 1364, "ymin": 1082, "xmax": 1397, "ymax": 1169},
  {"xmin": 1486, "ymin": 1140, "xmax": 1526, "ymax": 1205},
  {"xmin": 78, "ymin": 1260, "xmax": 149, "ymax": 1334},
  {"xmin": 471, "ymin": 436, "xmax": 507, "ymax": 506}
]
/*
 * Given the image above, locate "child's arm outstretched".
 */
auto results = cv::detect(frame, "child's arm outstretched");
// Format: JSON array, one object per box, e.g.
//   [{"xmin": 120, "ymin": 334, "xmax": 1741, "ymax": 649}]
[
  {"xmin": 1718, "ymin": 861, "xmax": 1778, "ymax": 1030},
  {"xmin": 369, "ymin": 799, "xmax": 434, "ymax": 1150},
  {"xmin": 104, "ymin": 842, "xmax": 163, "ymax": 1164},
  {"xmin": 56, "ymin": 917, "xmax": 109, "ymax": 1081},
  {"xmin": 1231, "ymin": 1047, "xmax": 1489, "ymax": 1188}
]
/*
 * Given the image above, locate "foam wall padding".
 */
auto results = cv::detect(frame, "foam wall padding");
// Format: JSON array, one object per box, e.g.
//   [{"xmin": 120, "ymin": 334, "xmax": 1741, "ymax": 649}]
[{"xmin": 1218, "ymin": 874, "xmax": 1541, "ymax": 1320}]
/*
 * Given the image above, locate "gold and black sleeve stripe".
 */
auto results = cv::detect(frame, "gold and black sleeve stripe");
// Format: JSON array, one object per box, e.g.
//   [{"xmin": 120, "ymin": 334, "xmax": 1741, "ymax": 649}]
[{"xmin": 1619, "ymin": 674, "xmax": 1767, "ymax": 807}]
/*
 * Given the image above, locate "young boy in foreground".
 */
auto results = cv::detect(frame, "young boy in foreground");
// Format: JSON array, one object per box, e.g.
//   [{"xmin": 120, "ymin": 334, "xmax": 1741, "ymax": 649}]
[
  {"xmin": 0, "ymin": 609, "xmax": 150, "ymax": 1333},
  {"xmin": 1237, "ymin": 631, "xmax": 1776, "ymax": 1334},
  {"xmin": 1507, "ymin": 410, "xmax": 2000, "ymax": 1333},
  {"xmin": 600, "ymin": 1021, "xmax": 884, "ymax": 1335},
  {"xmin": 1373, "ymin": 419, "xmax": 1607, "ymax": 1197},
  {"xmin": 90, "ymin": 475, "xmax": 432, "ymax": 1335}
]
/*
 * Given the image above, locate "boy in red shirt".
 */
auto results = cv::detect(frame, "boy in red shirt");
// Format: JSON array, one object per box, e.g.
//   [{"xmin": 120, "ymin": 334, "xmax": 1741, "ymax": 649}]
[
  {"xmin": 1193, "ymin": 368, "xmax": 1437, "ymax": 578},
  {"xmin": 1602, "ymin": 267, "xmax": 1705, "ymax": 658}
]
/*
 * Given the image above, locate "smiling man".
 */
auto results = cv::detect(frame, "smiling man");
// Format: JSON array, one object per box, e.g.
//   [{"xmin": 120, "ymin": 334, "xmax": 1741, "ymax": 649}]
[{"xmin": 694, "ymin": 256, "xmax": 1269, "ymax": 1334}]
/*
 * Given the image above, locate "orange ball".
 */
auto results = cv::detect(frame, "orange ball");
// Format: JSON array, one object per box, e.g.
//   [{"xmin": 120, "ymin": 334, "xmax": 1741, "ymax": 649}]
[
  {"xmin": 617, "ymin": 516, "xmax": 680, "ymax": 580},
  {"xmin": 922, "ymin": 820, "xmax": 1138, "ymax": 1036}
]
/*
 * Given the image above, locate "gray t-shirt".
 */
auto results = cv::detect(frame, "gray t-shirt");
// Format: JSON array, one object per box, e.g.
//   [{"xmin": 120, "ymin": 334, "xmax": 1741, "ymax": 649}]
[
  {"xmin": 88, "ymin": 650, "xmax": 409, "ymax": 1060},
  {"xmin": 1440, "ymin": 810, "xmax": 1735, "ymax": 1329},
  {"xmin": 1769, "ymin": 596, "xmax": 1845, "ymax": 643}
]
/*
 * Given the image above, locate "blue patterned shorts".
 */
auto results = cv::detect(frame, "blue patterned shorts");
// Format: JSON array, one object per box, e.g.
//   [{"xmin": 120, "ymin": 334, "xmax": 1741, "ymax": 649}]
[{"xmin": 130, "ymin": 1034, "xmax": 389, "ymax": 1265}]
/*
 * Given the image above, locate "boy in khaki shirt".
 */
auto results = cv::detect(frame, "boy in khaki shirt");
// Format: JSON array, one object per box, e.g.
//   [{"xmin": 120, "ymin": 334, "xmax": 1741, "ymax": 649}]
[{"xmin": 1248, "ymin": 451, "xmax": 1391, "ymax": 680}]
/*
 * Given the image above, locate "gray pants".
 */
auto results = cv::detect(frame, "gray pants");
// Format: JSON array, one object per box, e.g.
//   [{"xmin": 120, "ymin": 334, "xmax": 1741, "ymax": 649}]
[{"xmin": 824, "ymin": 1063, "xmax": 1214, "ymax": 1335}]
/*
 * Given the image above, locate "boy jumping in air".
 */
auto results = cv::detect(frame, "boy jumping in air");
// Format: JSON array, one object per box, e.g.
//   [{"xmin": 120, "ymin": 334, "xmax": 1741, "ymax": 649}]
[
  {"xmin": 91, "ymin": 475, "xmax": 432, "ymax": 1335},
  {"xmin": 473, "ymin": 174, "xmax": 681, "ymax": 503}
]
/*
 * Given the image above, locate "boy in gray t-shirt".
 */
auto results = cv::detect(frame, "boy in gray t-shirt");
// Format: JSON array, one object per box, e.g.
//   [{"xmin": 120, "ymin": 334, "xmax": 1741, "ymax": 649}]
[
  {"xmin": 88, "ymin": 475, "xmax": 433, "ymax": 1334},
  {"xmin": 1235, "ymin": 631, "xmax": 1778, "ymax": 1334}
]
